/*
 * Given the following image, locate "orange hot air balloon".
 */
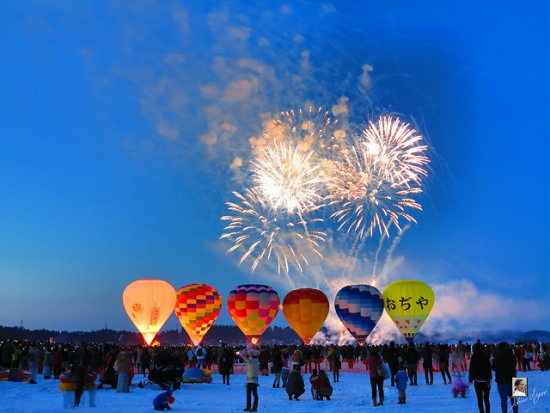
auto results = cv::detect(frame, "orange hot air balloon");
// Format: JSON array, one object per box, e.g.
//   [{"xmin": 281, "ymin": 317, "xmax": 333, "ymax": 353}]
[
  {"xmin": 174, "ymin": 283, "xmax": 222, "ymax": 346},
  {"xmin": 282, "ymin": 288, "xmax": 329, "ymax": 344},
  {"xmin": 122, "ymin": 279, "xmax": 176, "ymax": 346},
  {"xmin": 227, "ymin": 284, "xmax": 280, "ymax": 345}
]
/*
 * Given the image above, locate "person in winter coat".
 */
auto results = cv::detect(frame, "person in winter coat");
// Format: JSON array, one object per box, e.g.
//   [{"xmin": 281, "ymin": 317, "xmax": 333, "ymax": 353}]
[
  {"xmin": 286, "ymin": 369, "xmax": 305, "ymax": 401},
  {"xmin": 438, "ymin": 344, "xmax": 452, "ymax": 384},
  {"xmin": 309, "ymin": 369, "xmax": 319, "ymax": 399},
  {"xmin": 365, "ymin": 348, "xmax": 385, "ymax": 406},
  {"xmin": 315, "ymin": 370, "xmax": 333, "ymax": 400},
  {"xmin": 73, "ymin": 344, "xmax": 92, "ymax": 407},
  {"xmin": 452, "ymin": 376, "xmax": 470, "ymax": 398},
  {"xmin": 52, "ymin": 346, "xmax": 63, "ymax": 379},
  {"xmin": 27, "ymin": 344, "xmax": 39, "ymax": 384},
  {"xmin": 195, "ymin": 345, "xmax": 206, "ymax": 369},
  {"xmin": 422, "ymin": 342, "xmax": 434, "ymax": 385},
  {"xmin": 404, "ymin": 342, "xmax": 420, "ymax": 386},
  {"xmin": 217, "ymin": 342, "xmax": 234, "ymax": 385},
  {"xmin": 492, "ymin": 341, "xmax": 519, "ymax": 413},
  {"xmin": 395, "ymin": 365, "xmax": 408, "ymax": 404},
  {"xmin": 271, "ymin": 345, "xmax": 284, "ymax": 387},
  {"xmin": 328, "ymin": 346, "xmax": 341, "ymax": 382},
  {"xmin": 42, "ymin": 347, "xmax": 53, "ymax": 379},
  {"xmin": 258, "ymin": 346, "xmax": 271, "ymax": 376},
  {"xmin": 0, "ymin": 340, "xmax": 14, "ymax": 369},
  {"xmin": 469, "ymin": 343, "xmax": 492, "ymax": 413},
  {"xmin": 115, "ymin": 347, "xmax": 132, "ymax": 393},
  {"xmin": 382, "ymin": 342, "xmax": 400, "ymax": 387},
  {"xmin": 240, "ymin": 348, "xmax": 259, "ymax": 412},
  {"xmin": 153, "ymin": 389, "xmax": 175, "ymax": 411},
  {"xmin": 291, "ymin": 349, "xmax": 303, "ymax": 372}
]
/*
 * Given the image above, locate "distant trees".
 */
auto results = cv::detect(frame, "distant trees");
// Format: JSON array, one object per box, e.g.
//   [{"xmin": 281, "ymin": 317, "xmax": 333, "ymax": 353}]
[{"xmin": 0, "ymin": 324, "xmax": 301, "ymax": 346}]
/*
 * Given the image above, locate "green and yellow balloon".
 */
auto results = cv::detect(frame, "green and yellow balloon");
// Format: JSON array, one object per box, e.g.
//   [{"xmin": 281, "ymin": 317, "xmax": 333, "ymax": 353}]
[{"xmin": 383, "ymin": 280, "xmax": 435, "ymax": 343}]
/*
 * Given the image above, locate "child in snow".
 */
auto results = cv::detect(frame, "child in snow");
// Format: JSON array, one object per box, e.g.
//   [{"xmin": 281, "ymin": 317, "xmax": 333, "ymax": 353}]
[
  {"xmin": 394, "ymin": 365, "xmax": 408, "ymax": 404},
  {"xmin": 452, "ymin": 376, "xmax": 470, "ymax": 398},
  {"xmin": 153, "ymin": 389, "xmax": 175, "ymax": 411}
]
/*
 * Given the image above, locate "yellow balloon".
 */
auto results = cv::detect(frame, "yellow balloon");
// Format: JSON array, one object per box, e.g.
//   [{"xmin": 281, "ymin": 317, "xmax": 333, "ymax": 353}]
[
  {"xmin": 382, "ymin": 280, "xmax": 435, "ymax": 343},
  {"xmin": 122, "ymin": 279, "xmax": 176, "ymax": 345}
]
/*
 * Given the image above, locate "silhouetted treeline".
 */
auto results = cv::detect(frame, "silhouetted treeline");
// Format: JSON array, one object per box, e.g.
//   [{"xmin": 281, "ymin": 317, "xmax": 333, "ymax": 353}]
[
  {"xmin": 1, "ymin": 324, "xmax": 548, "ymax": 346},
  {"xmin": 0, "ymin": 324, "xmax": 301, "ymax": 346}
]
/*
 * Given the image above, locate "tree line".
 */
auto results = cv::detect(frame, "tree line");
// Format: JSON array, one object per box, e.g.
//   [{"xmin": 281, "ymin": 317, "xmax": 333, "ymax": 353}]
[{"xmin": 0, "ymin": 324, "xmax": 301, "ymax": 346}]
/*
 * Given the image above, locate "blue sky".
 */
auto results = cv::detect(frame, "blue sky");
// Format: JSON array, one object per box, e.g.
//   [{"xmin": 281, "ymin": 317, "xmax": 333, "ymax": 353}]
[{"xmin": 0, "ymin": 1, "xmax": 548, "ymax": 337}]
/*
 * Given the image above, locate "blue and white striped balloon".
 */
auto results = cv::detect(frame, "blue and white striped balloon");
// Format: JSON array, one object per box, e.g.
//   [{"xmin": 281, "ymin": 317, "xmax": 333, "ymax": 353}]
[{"xmin": 334, "ymin": 284, "xmax": 384, "ymax": 345}]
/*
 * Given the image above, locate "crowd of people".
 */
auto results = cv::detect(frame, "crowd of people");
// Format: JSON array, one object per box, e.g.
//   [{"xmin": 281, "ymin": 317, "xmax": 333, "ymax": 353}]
[{"xmin": 0, "ymin": 338, "xmax": 548, "ymax": 411}]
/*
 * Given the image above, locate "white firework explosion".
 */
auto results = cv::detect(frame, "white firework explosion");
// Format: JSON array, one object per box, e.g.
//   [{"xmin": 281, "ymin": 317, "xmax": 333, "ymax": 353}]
[{"xmin": 220, "ymin": 188, "xmax": 326, "ymax": 274}]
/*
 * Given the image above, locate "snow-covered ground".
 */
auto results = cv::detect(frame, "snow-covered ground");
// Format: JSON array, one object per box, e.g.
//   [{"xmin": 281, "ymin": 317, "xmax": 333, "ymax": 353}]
[{"xmin": 1, "ymin": 369, "xmax": 548, "ymax": 413}]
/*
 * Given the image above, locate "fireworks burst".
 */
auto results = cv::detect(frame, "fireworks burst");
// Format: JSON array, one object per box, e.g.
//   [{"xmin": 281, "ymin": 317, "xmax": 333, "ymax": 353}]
[
  {"xmin": 220, "ymin": 188, "xmax": 326, "ymax": 274},
  {"xmin": 220, "ymin": 110, "xmax": 430, "ymax": 275},
  {"xmin": 251, "ymin": 141, "xmax": 324, "ymax": 214},
  {"xmin": 258, "ymin": 105, "xmax": 344, "ymax": 157},
  {"xmin": 362, "ymin": 116, "xmax": 429, "ymax": 187},
  {"xmin": 327, "ymin": 115, "xmax": 429, "ymax": 238}
]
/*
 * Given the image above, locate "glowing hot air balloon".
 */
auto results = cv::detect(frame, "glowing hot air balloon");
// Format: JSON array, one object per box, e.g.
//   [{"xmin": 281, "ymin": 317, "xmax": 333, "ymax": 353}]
[
  {"xmin": 122, "ymin": 279, "xmax": 176, "ymax": 346},
  {"xmin": 227, "ymin": 284, "xmax": 280, "ymax": 345},
  {"xmin": 174, "ymin": 283, "xmax": 222, "ymax": 346},
  {"xmin": 383, "ymin": 279, "xmax": 435, "ymax": 343},
  {"xmin": 282, "ymin": 288, "xmax": 329, "ymax": 344},
  {"xmin": 334, "ymin": 285, "xmax": 384, "ymax": 345}
]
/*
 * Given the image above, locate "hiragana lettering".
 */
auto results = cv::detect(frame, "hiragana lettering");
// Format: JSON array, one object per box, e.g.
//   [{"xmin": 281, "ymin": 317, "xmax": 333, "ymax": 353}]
[{"xmin": 399, "ymin": 296, "xmax": 412, "ymax": 310}]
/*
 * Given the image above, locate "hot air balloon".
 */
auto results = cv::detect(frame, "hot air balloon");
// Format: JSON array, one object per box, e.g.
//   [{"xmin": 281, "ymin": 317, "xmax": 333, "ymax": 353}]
[
  {"xmin": 122, "ymin": 279, "xmax": 176, "ymax": 345},
  {"xmin": 174, "ymin": 283, "xmax": 222, "ymax": 346},
  {"xmin": 382, "ymin": 279, "xmax": 435, "ymax": 343},
  {"xmin": 227, "ymin": 284, "xmax": 280, "ymax": 345},
  {"xmin": 334, "ymin": 285, "xmax": 384, "ymax": 345},
  {"xmin": 282, "ymin": 288, "xmax": 329, "ymax": 344}
]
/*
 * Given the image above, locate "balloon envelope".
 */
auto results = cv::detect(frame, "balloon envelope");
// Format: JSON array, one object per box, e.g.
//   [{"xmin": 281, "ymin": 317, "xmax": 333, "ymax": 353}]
[
  {"xmin": 334, "ymin": 284, "xmax": 384, "ymax": 345},
  {"xmin": 122, "ymin": 279, "xmax": 176, "ymax": 345},
  {"xmin": 174, "ymin": 283, "xmax": 222, "ymax": 346},
  {"xmin": 227, "ymin": 284, "xmax": 280, "ymax": 345},
  {"xmin": 382, "ymin": 279, "xmax": 435, "ymax": 343},
  {"xmin": 282, "ymin": 288, "xmax": 329, "ymax": 344}
]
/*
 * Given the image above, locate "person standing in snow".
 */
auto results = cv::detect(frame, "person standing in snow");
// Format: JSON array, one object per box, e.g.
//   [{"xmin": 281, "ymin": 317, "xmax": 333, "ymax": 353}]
[
  {"xmin": 271, "ymin": 345, "xmax": 284, "ymax": 388},
  {"xmin": 438, "ymin": 344, "xmax": 453, "ymax": 384},
  {"xmin": 115, "ymin": 347, "xmax": 132, "ymax": 393},
  {"xmin": 27, "ymin": 343, "xmax": 39, "ymax": 384},
  {"xmin": 492, "ymin": 341, "xmax": 519, "ymax": 413},
  {"xmin": 217, "ymin": 342, "xmax": 233, "ymax": 385},
  {"xmin": 395, "ymin": 365, "xmax": 408, "ymax": 404},
  {"xmin": 195, "ymin": 345, "xmax": 206, "ymax": 369},
  {"xmin": 366, "ymin": 348, "xmax": 385, "ymax": 406},
  {"xmin": 469, "ymin": 342, "xmax": 492, "ymax": 413},
  {"xmin": 422, "ymin": 342, "xmax": 434, "ymax": 385},
  {"xmin": 404, "ymin": 342, "xmax": 420, "ymax": 386},
  {"xmin": 239, "ymin": 348, "xmax": 259, "ymax": 412}
]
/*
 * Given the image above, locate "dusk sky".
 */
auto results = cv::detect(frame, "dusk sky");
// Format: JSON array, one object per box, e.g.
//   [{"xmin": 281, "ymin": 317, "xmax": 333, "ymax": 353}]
[{"xmin": 1, "ymin": 1, "xmax": 548, "ymax": 339}]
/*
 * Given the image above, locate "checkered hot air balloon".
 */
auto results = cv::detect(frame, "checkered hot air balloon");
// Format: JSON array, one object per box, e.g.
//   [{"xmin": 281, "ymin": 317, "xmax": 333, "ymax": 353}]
[
  {"xmin": 227, "ymin": 284, "xmax": 280, "ymax": 345},
  {"xmin": 334, "ymin": 284, "xmax": 384, "ymax": 345},
  {"xmin": 174, "ymin": 283, "xmax": 222, "ymax": 346},
  {"xmin": 282, "ymin": 288, "xmax": 329, "ymax": 344}
]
